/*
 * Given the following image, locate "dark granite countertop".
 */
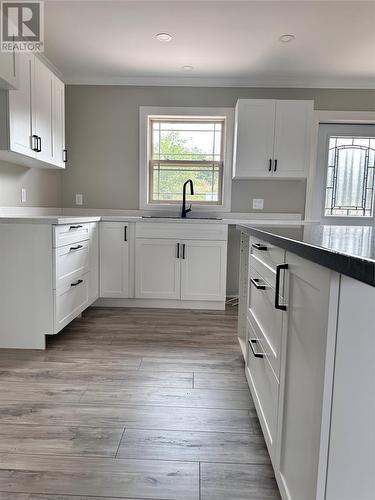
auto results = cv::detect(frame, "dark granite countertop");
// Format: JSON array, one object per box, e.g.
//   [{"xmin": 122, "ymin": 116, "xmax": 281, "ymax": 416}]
[{"xmin": 237, "ymin": 223, "xmax": 375, "ymax": 287}]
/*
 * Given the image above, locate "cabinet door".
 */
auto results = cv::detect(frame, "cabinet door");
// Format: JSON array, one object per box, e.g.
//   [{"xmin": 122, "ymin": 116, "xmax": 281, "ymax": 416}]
[
  {"xmin": 232, "ymin": 99, "xmax": 275, "ymax": 179},
  {"xmin": 0, "ymin": 15, "xmax": 18, "ymax": 90},
  {"xmin": 135, "ymin": 238, "xmax": 181, "ymax": 299},
  {"xmin": 52, "ymin": 75, "xmax": 65, "ymax": 168},
  {"xmin": 180, "ymin": 240, "xmax": 227, "ymax": 301},
  {"xmin": 100, "ymin": 222, "xmax": 130, "ymax": 298},
  {"xmin": 273, "ymin": 100, "xmax": 313, "ymax": 178},
  {"xmin": 33, "ymin": 57, "xmax": 53, "ymax": 164},
  {"xmin": 8, "ymin": 52, "xmax": 34, "ymax": 157},
  {"xmin": 276, "ymin": 253, "xmax": 331, "ymax": 500}
]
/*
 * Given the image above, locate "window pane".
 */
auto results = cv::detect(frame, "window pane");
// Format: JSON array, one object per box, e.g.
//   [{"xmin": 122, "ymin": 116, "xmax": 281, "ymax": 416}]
[
  {"xmin": 149, "ymin": 117, "xmax": 225, "ymax": 205},
  {"xmin": 324, "ymin": 136, "xmax": 375, "ymax": 217},
  {"xmin": 150, "ymin": 162, "xmax": 222, "ymax": 204}
]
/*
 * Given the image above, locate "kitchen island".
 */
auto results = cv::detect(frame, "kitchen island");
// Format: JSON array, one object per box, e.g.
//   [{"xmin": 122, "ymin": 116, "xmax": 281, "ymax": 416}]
[{"xmin": 237, "ymin": 223, "xmax": 374, "ymax": 500}]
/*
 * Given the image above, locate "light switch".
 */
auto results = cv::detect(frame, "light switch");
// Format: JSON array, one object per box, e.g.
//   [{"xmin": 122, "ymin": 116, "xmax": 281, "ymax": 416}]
[
  {"xmin": 76, "ymin": 194, "xmax": 83, "ymax": 205},
  {"xmin": 253, "ymin": 198, "xmax": 264, "ymax": 210},
  {"xmin": 21, "ymin": 188, "xmax": 27, "ymax": 203}
]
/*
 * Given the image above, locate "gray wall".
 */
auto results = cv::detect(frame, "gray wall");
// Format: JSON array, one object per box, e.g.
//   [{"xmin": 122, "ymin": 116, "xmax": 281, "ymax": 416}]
[
  {"xmin": 62, "ymin": 86, "xmax": 375, "ymax": 212},
  {"xmin": 0, "ymin": 160, "xmax": 61, "ymax": 207}
]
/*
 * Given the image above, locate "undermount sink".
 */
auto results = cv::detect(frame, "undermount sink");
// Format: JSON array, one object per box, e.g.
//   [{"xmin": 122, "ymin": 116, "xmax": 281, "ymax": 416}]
[{"xmin": 142, "ymin": 216, "xmax": 222, "ymax": 220}]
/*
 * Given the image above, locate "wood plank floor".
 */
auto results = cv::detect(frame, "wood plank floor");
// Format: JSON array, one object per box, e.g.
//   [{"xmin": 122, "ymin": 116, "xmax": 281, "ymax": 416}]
[{"xmin": 0, "ymin": 306, "xmax": 281, "ymax": 500}]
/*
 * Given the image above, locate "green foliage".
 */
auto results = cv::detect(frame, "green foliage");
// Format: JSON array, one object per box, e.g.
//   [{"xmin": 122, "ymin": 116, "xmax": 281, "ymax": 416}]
[{"xmin": 153, "ymin": 131, "xmax": 219, "ymax": 201}]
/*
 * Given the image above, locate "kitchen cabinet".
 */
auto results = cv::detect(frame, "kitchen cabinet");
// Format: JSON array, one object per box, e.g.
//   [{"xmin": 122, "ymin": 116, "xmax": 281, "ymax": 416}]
[
  {"xmin": 135, "ymin": 238, "xmax": 181, "ymax": 299},
  {"xmin": 0, "ymin": 220, "xmax": 99, "ymax": 349},
  {"xmin": 134, "ymin": 222, "xmax": 228, "ymax": 308},
  {"xmin": 232, "ymin": 99, "xmax": 313, "ymax": 179},
  {"xmin": 277, "ymin": 252, "xmax": 332, "ymax": 500},
  {"xmin": 100, "ymin": 222, "xmax": 131, "ymax": 298},
  {"xmin": 238, "ymin": 229, "xmax": 374, "ymax": 500},
  {"xmin": 0, "ymin": 52, "xmax": 66, "ymax": 169},
  {"xmin": 180, "ymin": 240, "xmax": 227, "ymax": 301},
  {"xmin": 0, "ymin": 16, "xmax": 18, "ymax": 90}
]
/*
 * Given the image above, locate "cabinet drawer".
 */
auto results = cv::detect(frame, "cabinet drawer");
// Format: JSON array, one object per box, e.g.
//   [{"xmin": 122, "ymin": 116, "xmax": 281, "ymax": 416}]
[
  {"xmin": 53, "ymin": 223, "xmax": 90, "ymax": 248},
  {"xmin": 136, "ymin": 222, "xmax": 228, "ymax": 241},
  {"xmin": 248, "ymin": 267, "xmax": 282, "ymax": 379},
  {"xmin": 246, "ymin": 319, "xmax": 279, "ymax": 455},
  {"xmin": 54, "ymin": 241, "xmax": 89, "ymax": 289},
  {"xmin": 54, "ymin": 273, "xmax": 89, "ymax": 333},
  {"xmin": 249, "ymin": 236, "xmax": 285, "ymax": 289}
]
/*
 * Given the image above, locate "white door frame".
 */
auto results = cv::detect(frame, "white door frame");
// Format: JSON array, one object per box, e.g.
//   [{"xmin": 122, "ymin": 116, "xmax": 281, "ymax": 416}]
[{"xmin": 305, "ymin": 110, "xmax": 375, "ymax": 221}]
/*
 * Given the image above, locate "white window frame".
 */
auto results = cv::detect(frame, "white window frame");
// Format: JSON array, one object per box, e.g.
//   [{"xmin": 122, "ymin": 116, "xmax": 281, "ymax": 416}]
[
  {"xmin": 305, "ymin": 110, "xmax": 375, "ymax": 225},
  {"xmin": 139, "ymin": 106, "xmax": 234, "ymax": 212}
]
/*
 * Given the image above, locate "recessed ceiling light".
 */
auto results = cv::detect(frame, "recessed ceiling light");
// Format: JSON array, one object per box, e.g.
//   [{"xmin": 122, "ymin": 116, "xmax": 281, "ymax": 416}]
[
  {"xmin": 181, "ymin": 65, "xmax": 194, "ymax": 72},
  {"xmin": 156, "ymin": 32, "xmax": 172, "ymax": 42},
  {"xmin": 279, "ymin": 34, "xmax": 296, "ymax": 43}
]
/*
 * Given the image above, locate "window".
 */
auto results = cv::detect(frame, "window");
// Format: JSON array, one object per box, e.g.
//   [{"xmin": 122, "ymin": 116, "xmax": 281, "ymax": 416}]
[
  {"xmin": 139, "ymin": 107, "xmax": 234, "ymax": 212},
  {"xmin": 311, "ymin": 123, "xmax": 375, "ymax": 223},
  {"xmin": 324, "ymin": 136, "xmax": 375, "ymax": 217},
  {"xmin": 149, "ymin": 118, "xmax": 224, "ymax": 204}
]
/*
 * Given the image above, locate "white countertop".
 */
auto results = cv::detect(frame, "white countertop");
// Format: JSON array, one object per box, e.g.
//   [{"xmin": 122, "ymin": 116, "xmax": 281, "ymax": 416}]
[{"xmin": 0, "ymin": 216, "xmax": 101, "ymax": 225}]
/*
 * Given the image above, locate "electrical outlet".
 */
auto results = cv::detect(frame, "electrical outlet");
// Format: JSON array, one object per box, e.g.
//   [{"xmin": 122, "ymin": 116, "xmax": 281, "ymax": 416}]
[
  {"xmin": 252, "ymin": 198, "xmax": 264, "ymax": 210},
  {"xmin": 21, "ymin": 188, "xmax": 27, "ymax": 203},
  {"xmin": 76, "ymin": 194, "xmax": 83, "ymax": 205}
]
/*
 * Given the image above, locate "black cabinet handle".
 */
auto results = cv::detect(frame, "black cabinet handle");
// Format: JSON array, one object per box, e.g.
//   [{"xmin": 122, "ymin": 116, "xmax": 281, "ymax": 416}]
[
  {"xmin": 124, "ymin": 226, "xmax": 127, "ymax": 242},
  {"xmin": 70, "ymin": 279, "xmax": 83, "ymax": 287},
  {"xmin": 182, "ymin": 243, "xmax": 186, "ymax": 259},
  {"xmin": 250, "ymin": 277, "xmax": 266, "ymax": 290},
  {"xmin": 69, "ymin": 245, "xmax": 83, "ymax": 251},
  {"xmin": 63, "ymin": 149, "xmax": 68, "ymax": 163},
  {"xmin": 37, "ymin": 136, "xmax": 42, "ymax": 152},
  {"xmin": 176, "ymin": 243, "xmax": 180, "ymax": 259},
  {"xmin": 31, "ymin": 134, "xmax": 39, "ymax": 152},
  {"xmin": 69, "ymin": 225, "xmax": 83, "ymax": 230},
  {"xmin": 251, "ymin": 242, "xmax": 267, "ymax": 251},
  {"xmin": 274, "ymin": 159, "xmax": 278, "ymax": 172},
  {"xmin": 268, "ymin": 158, "xmax": 272, "ymax": 172},
  {"xmin": 249, "ymin": 338, "xmax": 264, "ymax": 359},
  {"xmin": 275, "ymin": 263, "xmax": 288, "ymax": 310}
]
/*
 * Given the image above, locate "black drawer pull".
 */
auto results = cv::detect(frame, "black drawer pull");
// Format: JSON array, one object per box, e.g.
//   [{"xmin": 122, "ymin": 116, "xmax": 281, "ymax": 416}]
[
  {"xmin": 268, "ymin": 158, "xmax": 272, "ymax": 172},
  {"xmin": 69, "ymin": 225, "xmax": 83, "ymax": 230},
  {"xmin": 182, "ymin": 243, "xmax": 186, "ymax": 259},
  {"xmin": 70, "ymin": 279, "xmax": 83, "ymax": 287},
  {"xmin": 249, "ymin": 338, "xmax": 264, "ymax": 359},
  {"xmin": 275, "ymin": 263, "xmax": 288, "ymax": 310},
  {"xmin": 252, "ymin": 242, "xmax": 267, "ymax": 251},
  {"xmin": 250, "ymin": 277, "xmax": 266, "ymax": 290},
  {"xmin": 274, "ymin": 159, "xmax": 278, "ymax": 172},
  {"xmin": 176, "ymin": 242, "xmax": 180, "ymax": 259},
  {"xmin": 63, "ymin": 149, "xmax": 68, "ymax": 163},
  {"xmin": 69, "ymin": 245, "xmax": 83, "ymax": 251},
  {"xmin": 124, "ymin": 226, "xmax": 127, "ymax": 242}
]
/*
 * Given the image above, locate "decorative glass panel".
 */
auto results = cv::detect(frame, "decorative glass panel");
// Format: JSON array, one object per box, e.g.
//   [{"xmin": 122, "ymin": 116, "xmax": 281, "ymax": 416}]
[{"xmin": 324, "ymin": 136, "xmax": 375, "ymax": 217}]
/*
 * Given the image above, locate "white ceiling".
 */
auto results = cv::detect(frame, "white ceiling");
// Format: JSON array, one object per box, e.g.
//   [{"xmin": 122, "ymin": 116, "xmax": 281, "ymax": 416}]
[{"xmin": 44, "ymin": 0, "xmax": 375, "ymax": 88}]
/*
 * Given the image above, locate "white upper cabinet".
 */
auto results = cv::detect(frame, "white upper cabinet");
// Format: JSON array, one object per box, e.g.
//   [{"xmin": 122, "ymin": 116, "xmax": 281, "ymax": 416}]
[
  {"xmin": 33, "ymin": 57, "xmax": 54, "ymax": 164},
  {"xmin": 8, "ymin": 52, "xmax": 33, "ymax": 156},
  {"xmin": 233, "ymin": 99, "xmax": 276, "ymax": 178},
  {"xmin": 0, "ymin": 53, "xmax": 65, "ymax": 169},
  {"xmin": 0, "ymin": 15, "xmax": 18, "ymax": 90},
  {"xmin": 232, "ymin": 99, "xmax": 313, "ymax": 179}
]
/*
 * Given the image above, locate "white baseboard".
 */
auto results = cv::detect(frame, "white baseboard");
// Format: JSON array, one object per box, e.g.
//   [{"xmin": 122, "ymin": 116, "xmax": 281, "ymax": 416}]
[{"xmin": 93, "ymin": 298, "xmax": 225, "ymax": 311}]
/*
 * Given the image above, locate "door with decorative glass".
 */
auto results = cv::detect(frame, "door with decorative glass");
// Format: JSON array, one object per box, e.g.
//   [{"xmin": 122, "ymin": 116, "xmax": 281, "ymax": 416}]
[{"xmin": 312, "ymin": 124, "xmax": 375, "ymax": 225}]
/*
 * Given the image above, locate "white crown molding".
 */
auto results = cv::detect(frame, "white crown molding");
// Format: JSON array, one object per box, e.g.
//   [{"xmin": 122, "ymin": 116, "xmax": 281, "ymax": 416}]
[{"xmin": 63, "ymin": 75, "xmax": 375, "ymax": 89}]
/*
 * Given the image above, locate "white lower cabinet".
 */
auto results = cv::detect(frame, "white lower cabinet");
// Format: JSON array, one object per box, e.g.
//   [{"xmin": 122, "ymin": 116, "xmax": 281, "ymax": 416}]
[
  {"xmin": 180, "ymin": 240, "xmax": 227, "ymax": 301},
  {"xmin": 54, "ymin": 274, "xmax": 90, "ymax": 332},
  {"xmin": 133, "ymin": 222, "xmax": 228, "ymax": 307},
  {"xmin": 239, "ymin": 232, "xmax": 374, "ymax": 500},
  {"xmin": 100, "ymin": 222, "xmax": 131, "ymax": 298},
  {"xmin": 135, "ymin": 238, "xmax": 181, "ymax": 299}
]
